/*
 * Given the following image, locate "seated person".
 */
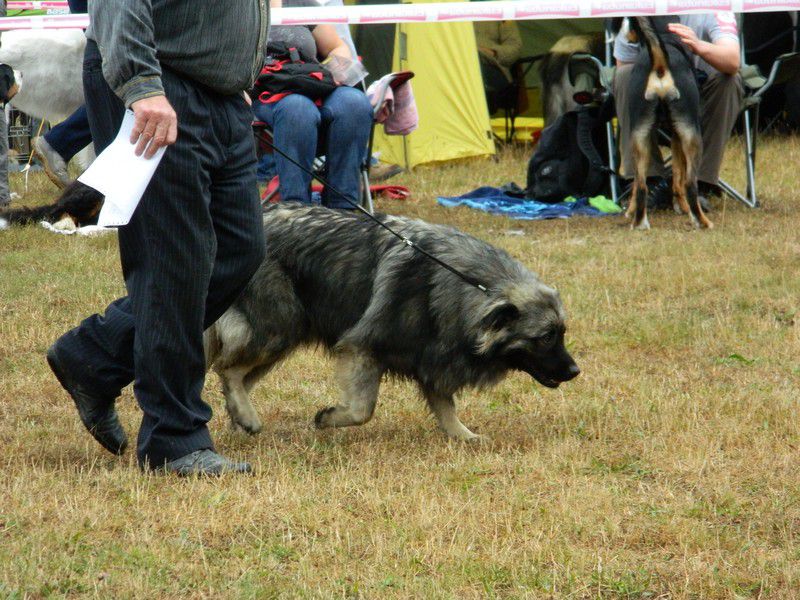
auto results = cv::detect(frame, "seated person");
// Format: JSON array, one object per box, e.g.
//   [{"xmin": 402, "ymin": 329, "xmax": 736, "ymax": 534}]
[
  {"xmin": 613, "ymin": 13, "xmax": 743, "ymax": 206},
  {"xmin": 253, "ymin": 0, "xmax": 373, "ymax": 209},
  {"xmin": 474, "ymin": 20, "xmax": 522, "ymax": 114}
]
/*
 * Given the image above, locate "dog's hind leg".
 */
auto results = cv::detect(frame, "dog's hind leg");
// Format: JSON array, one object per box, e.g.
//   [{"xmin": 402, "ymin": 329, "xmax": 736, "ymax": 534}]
[
  {"xmin": 629, "ymin": 119, "xmax": 654, "ymax": 230},
  {"xmin": 674, "ymin": 121, "xmax": 712, "ymax": 229},
  {"xmin": 425, "ymin": 391, "xmax": 481, "ymax": 442},
  {"xmin": 670, "ymin": 136, "xmax": 690, "ymax": 214},
  {"xmin": 314, "ymin": 350, "xmax": 382, "ymax": 429}
]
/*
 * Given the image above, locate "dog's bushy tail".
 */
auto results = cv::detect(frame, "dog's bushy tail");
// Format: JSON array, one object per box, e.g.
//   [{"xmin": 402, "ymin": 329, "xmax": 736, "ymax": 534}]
[
  {"xmin": 0, "ymin": 202, "xmax": 60, "ymax": 225},
  {"xmin": 632, "ymin": 17, "xmax": 680, "ymax": 102},
  {"xmin": 0, "ymin": 181, "xmax": 104, "ymax": 227}
]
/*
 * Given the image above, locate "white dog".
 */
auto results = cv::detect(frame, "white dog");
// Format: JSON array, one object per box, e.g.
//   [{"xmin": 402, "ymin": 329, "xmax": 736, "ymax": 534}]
[
  {"xmin": 0, "ymin": 28, "xmax": 86, "ymax": 121},
  {"xmin": 0, "ymin": 28, "xmax": 91, "ymax": 169}
]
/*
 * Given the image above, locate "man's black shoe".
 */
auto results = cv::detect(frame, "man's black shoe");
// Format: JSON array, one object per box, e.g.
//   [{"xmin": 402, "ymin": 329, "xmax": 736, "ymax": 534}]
[
  {"xmin": 154, "ymin": 449, "xmax": 253, "ymax": 477},
  {"xmin": 47, "ymin": 345, "xmax": 128, "ymax": 455}
]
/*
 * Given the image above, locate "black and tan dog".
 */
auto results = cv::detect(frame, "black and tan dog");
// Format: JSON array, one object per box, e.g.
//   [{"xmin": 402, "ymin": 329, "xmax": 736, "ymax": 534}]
[
  {"xmin": 0, "ymin": 181, "xmax": 103, "ymax": 230},
  {"xmin": 625, "ymin": 17, "xmax": 712, "ymax": 230}
]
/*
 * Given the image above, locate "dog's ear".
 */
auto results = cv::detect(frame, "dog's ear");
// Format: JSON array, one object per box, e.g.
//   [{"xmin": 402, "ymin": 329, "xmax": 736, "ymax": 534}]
[
  {"xmin": 475, "ymin": 301, "xmax": 519, "ymax": 356},
  {"xmin": 481, "ymin": 302, "xmax": 519, "ymax": 331}
]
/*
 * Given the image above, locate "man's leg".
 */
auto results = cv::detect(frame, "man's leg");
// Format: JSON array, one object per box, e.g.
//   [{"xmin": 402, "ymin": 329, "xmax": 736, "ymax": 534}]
[
  {"xmin": 319, "ymin": 87, "xmax": 373, "ymax": 209},
  {"xmin": 120, "ymin": 69, "xmax": 231, "ymax": 468},
  {"xmin": 42, "ymin": 106, "xmax": 93, "ymax": 164},
  {"xmin": 207, "ymin": 96, "xmax": 266, "ymax": 334},
  {"xmin": 254, "ymin": 95, "xmax": 320, "ymax": 204},
  {"xmin": 698, "ymin": 72, "xmax": 744, "ymax": 186},
  {"xmin": 479, "ymin": 54, "xmax": 513, "ymax": 115},
  {"xmin": 50, "ymin": 40, "xmax": 135, "ymax": 407},
  {"xmin": 131, "ymin": 77, "xmax": 265, "ymax": 468},
  {"xmin": 34, "ymin": 107, "xmax": 93, "ymax": 189},
  {"xmin": 612, "ymin": 63, "xmax": 665, "ymax": 180}
]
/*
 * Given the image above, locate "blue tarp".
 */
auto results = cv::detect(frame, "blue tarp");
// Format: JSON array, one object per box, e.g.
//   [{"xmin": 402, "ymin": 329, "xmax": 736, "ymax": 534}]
[{"xmin": 437, "ymin": 187, "xmax": 622, "ymax": 220}]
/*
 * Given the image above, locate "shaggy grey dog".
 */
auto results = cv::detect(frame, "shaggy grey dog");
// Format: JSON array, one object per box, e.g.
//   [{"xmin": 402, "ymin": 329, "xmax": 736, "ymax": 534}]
[{"xmin": 205, "ymin": 203, "xmax": 580, "ymax": 440}]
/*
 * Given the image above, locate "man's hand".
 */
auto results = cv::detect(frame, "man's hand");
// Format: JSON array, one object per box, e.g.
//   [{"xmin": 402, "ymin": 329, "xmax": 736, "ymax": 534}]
[
  {"xmin": 130, "ymin": 95, "xmax": 178, "ymax": 159},
  {"xmin": 667, "ymin": 23, "xmax": 704, "ymax": 54}
]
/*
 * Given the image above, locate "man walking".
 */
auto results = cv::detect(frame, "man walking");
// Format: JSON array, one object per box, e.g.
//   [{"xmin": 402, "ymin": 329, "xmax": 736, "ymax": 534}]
[{"xmin": 47, "ymin": 1, "xmax": 269, "ymax": 475}]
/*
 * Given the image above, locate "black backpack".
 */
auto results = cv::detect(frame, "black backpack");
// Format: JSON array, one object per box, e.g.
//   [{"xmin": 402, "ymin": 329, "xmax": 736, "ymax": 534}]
[
  {"xmin": 526, "ymin": 102, "xmax": 613, "ymax": 202},
  {"xmin": 251, "ymin": 42, "xmax": 338, "ymax": 105}
]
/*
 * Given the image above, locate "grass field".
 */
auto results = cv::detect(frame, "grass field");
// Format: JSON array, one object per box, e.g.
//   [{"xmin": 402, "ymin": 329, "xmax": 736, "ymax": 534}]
[{"xmin": 1, "ymin": 137, "xmax": 799, "ymax": 598}]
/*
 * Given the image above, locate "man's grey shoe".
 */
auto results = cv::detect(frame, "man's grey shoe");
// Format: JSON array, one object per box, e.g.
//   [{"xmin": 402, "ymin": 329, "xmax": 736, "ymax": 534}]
[
  {"xmin": 46, "ymin": 345, "xmax": 128, "ymax": 455},
  {"xmin": 32, "ymin": 137, "xmax": 71, "ymax": 189},
  {"xmin": 155, "ymin": 449, "xmax": 253, "ymax": 477}
]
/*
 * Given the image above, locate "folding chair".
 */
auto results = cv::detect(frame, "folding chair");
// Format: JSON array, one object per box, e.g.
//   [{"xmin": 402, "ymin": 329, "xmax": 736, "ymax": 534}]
[
  {"xmin": 722, "ymin": 25, "xmax": 800, "ymax": 208},
  {"xmin": 252, "ymin": 72, "xmax": 414, "ymax": 214},
  {"xmin": 498, "ymin": 55, "xmax": 542, "ymax": 144}
]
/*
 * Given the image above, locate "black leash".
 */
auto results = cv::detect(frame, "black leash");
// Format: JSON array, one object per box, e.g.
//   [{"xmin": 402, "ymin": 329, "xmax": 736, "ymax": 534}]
[{"xmin": 260, "ymin": 133, "xmax": 490, "ymax": 294}]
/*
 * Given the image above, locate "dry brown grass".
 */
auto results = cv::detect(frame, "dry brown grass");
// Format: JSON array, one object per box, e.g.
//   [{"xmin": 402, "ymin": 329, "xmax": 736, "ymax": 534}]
[{"xmin": 1, "ymin": 136, "xmax": 799, "ymax": 598}]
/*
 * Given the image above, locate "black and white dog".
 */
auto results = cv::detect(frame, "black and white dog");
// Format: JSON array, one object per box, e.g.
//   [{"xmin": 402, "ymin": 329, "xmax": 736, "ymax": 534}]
[{"xmin": 0, "ymin": 63, "xmax": 21, "ymax": 104}]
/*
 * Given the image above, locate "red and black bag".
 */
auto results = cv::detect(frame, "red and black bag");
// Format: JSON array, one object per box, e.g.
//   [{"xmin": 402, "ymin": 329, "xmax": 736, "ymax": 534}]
[{"xmin": 252, "ymin": 42, "xmax": 338, "ymax": 105}]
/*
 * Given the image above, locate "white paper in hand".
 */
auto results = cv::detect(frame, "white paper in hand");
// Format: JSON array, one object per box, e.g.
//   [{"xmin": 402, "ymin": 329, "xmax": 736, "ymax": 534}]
[{"xmin": 77, "ymin": 110, "xmax": 167, "ymax": 227}]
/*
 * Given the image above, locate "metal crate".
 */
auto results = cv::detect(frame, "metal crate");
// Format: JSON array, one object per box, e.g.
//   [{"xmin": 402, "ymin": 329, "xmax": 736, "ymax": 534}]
[{"xmin": 6, "ymin": 107, "xmax": 45, "ymax": 166}]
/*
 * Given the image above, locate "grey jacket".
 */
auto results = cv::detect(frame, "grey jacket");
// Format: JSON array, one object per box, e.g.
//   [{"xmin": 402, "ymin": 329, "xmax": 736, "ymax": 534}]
[{"xmin": 88, "ymin": 0, "xmax": 269, "ymax": 108}]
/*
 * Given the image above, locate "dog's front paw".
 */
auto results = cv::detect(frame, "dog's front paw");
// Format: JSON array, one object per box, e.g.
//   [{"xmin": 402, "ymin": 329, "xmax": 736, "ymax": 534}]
[
  {"xmin": 314, "ymin": 406, "xmax": 336, "ymax": 429},
  {"xmin": 230, "ymin": 413, "xmax": 263, "ymax": 435},
  {"xmin": 445, "ymin": 429, "xmax": 488, "ymax": 443}
]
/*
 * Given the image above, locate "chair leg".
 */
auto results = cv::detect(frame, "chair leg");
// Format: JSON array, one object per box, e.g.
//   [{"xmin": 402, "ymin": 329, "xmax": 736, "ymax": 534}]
[
  {"xmin": 743, "ymin": 107, "xmax": 758, "ymax": 207},
  {"xmin": 260, "ymin": 185, "xmax": 279, "ymax": 209},
  {"xmin": 716, "ymin": 107, "xmax": 759, "ymax": 209},
  {"xmin": 606, "ymin": 121, "xmax": 620, "ymax": 204},
  {"xmin": 718, "ymin": 177, "xmax": 754, "ymax": 207},
  {"xmin": 508, "ymin": 110, "xmax": 517, "ymax": 144},
  {"xmin": 361, "ymin": 168, "xmax": 373, "ymax": 214}
]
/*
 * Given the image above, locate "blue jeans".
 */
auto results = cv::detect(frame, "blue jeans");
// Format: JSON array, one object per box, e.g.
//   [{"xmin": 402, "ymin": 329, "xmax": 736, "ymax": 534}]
[
  {"xmin": 44, "ymin": 105, "xmax": 92, "ymax": 162},
  {"xmin": 41, "ymin": 0, "xmax": 91, "ymax": 163},
  {"xmin": 253, "ymin": 87, "xmax": 373, "ymax": 208}
]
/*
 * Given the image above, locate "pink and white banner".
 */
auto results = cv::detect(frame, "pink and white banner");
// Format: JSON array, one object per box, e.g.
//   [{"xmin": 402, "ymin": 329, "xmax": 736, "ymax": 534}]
[
  {"xmin": 1, "ymin": 0, "xmax": 799, "ymax": 30},
  {"xmin": 6, "ymin": 1, "xmax": 69, "ymax": 8}
]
